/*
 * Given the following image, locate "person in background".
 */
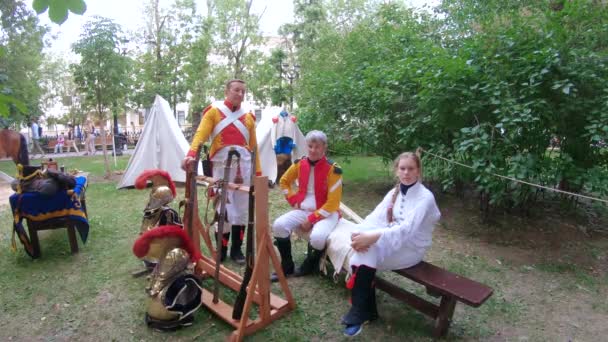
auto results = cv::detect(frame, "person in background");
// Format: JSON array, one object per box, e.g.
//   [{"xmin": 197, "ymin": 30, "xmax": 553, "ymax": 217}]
[
  {"xmin": 30, "ymin": 118, "xmax": 45, "ymax": 157},
  {"xmin": 54, "ymin": 132, "xmax": 65, "ymax": 154}
]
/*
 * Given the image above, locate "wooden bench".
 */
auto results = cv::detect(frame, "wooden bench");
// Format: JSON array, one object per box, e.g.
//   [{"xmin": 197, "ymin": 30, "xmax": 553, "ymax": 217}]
[
  {"xmin": 375, "ymin": 261, "xmax": 493, "ymax": 338},
  {"xmin": 44, "ymin": 139, "xmax": 58, "ymax": 153},
  {"xmin": 94, "ymin": 136, "xmax": 113, "ymax": 150},
  {"xmin": 44, "ymin": 139, "xmax": 79, "ymax": 153},
  {"xmin": 337, "ymin": 203, "xmax": 493, "ymax": 338}
]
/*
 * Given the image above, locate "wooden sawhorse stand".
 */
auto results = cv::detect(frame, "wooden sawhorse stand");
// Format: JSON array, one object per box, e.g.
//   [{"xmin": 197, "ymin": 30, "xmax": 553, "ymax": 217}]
[{"xmin": 186, "ymin": 175, "xmax": 295, "ymax": 341}]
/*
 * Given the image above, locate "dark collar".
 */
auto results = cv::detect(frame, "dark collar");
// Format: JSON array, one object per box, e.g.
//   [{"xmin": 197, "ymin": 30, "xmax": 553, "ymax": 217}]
[
  {"xmin": 400, "ymin": 182, "xmax": 417, "ymax": 195},
  {"xmin": 307, "ymin": 156, "xmax": 326, "ymax": 167}
]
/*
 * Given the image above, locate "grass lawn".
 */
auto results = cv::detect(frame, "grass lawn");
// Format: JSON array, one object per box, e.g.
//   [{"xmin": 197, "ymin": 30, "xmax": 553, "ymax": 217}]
[{"xmin": 1, "ymin": 154, "xmax": 607, "ymax": 341}]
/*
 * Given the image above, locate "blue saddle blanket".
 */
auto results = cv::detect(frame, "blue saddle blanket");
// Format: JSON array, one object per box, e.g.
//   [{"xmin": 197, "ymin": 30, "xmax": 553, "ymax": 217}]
[{"xmin": 9, "ymin": 176, "xmax": 89, "ymax": 257}]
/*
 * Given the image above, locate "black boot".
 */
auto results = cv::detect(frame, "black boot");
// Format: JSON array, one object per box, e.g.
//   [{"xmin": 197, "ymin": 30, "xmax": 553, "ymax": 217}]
[
  {"xmin": 230, "ymin": 225, "xmax": 246, "ymax": 265},
  {"xmin": 342, "ymin": 265, "xmax": 377, "ymax": 326},
  {"xmin": 294, "ymin": 243, "xmax": 323, "ymax": 277},
  {"xmin": 270, "ymin": 237, "xmax": 295, "ymax": 283},
  {"xmin": 215, "ymin": 232, "xmax": 230, "ymax": 262}
]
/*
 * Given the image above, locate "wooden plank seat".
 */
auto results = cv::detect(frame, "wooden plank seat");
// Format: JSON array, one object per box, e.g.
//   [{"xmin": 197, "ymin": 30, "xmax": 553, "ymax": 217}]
[
  {"xmin": 334, "ymin": 203, "xmax": 493, "ymax": 338},
  {"xmin": 374, "ymin": 261, "xmax": 493, "ymax": 338},
  {"xmin": 44, "ymin": 139, "xmax": 58, "ymax": 153},
  {"xmin": 93, "ymin": 136, "xmax": 113, "ymax": 150}
]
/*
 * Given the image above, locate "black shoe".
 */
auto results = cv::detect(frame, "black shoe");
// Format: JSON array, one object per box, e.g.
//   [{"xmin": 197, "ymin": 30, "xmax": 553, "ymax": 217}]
[
  {"xmin": 270, "ymin": 263, "xmax": 294, "ymax": 283},
  {"xmin": 230, "ymin": 225, "xmax": 246, "ymax": 265},
  {"xmin": 270, "ymin": 237, "xmax": 295, "ymax": 283},
  {"xmin": 230, "ymin": 249, "xmax": 245, "ymax": 265},
  {"xmin": 294, "ymin": 244, "xmax": 323, "ymax": 277}
]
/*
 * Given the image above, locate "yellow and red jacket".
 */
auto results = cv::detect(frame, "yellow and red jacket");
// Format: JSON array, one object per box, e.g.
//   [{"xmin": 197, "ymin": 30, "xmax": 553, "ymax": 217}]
[
  {"xmin": 280, "ymin": 156, "xmax": 343, "ymax": 224},
  {"xmin": 187, "ymin": 100, "xmax": 261, "ymax": 175}
]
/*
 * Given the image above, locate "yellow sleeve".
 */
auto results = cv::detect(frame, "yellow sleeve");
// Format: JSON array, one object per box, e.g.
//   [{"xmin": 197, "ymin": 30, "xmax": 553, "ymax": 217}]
[
  {"xmin": 313, "ymin": 165, "xmax": 343, "ymax": 219},
  {"xmin": 247, "ymin": 113, "xmax": 262, "ymax": 175},
  {"xmin": 279, "ymin": 162, "xmax": 300, "ymax": 197},
  {"xmin": 188, "ymin": 108, "xmax": 217, "ymax": 155}
]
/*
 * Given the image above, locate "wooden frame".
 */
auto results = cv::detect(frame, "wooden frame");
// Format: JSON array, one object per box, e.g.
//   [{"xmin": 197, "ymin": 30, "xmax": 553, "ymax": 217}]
[{"xmin": 186, "ymin": 175, "xmax": 295, "ymax": 341}]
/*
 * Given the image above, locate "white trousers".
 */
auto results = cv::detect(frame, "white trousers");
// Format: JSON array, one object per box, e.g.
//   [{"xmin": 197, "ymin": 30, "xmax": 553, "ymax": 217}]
[
  {"xmin": 212, "ymin": 146, "xmax": 252, "ymax": 230},
  {"xmin": 272, "ymin": 210, "xmax": 339, "ymax": 250},
  {"xmin": 348, "ymin": 225, "xmax": 425, "ymax": 271}
]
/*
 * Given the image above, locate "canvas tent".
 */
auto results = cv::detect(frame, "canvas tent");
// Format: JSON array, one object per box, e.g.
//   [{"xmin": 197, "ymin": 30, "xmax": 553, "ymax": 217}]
[
  {"xmin": 256, "ymin": 108, "xmax": 307, "ymax": 183},
  {"xmin": 117, "ymin": 95, "xmax": 201, "ymax": 189}
]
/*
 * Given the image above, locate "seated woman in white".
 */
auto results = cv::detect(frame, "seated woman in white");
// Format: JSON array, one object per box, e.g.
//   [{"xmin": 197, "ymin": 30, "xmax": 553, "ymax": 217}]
[{"xmin": 341, "ymin": 151, "xmax": 441, "ymax": 337}]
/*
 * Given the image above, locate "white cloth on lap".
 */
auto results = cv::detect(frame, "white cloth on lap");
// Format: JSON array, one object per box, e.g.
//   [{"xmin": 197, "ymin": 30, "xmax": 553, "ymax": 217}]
[{"xmin": 321, "ymin": 218, "xmax": 358, "ymax": 279}]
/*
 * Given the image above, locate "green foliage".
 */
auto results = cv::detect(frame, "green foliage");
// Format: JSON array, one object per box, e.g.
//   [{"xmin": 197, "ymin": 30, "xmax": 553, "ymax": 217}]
[
  {"xmin": 32, "ymin": 0, "xmax": 87, "ymax": 25},
  {"xmin": 71, "ymin": 16, "xmax": 131, "ymax": 177},
  {"xmin": 294, "ymin": 0, "xmax": 608, "ymax": 213},
  {"xmin": 203, "ymin": 0, "xmax": 269, "ymax": 106},
  {"xmin": 0, "ymin": 1, "xmax": 48, "ymax": 125},
  {"xmin": 208, "ymin": 0, "xmax": 263, "ymax": 79},
  {"xmin": 132, "ymin": 0, "xmax": 200, "ymax": 114}
]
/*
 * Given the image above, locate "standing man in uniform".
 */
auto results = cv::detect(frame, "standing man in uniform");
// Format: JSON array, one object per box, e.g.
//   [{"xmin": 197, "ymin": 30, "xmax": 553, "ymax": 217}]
[{"xmin": 181, "ymin": 79, "xmax": 261, "ymax": 265}]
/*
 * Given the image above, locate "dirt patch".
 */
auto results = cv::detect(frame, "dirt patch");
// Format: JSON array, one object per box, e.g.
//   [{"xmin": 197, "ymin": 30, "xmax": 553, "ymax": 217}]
[
  {"xmin": 429, "ymin": 195, "xmax": 608, "ymax": 341},
  {"xmin": 0, "ymin": 179, "xmax": 14, "ymax": 208},
  {"xmin": 438, "ymin": 196, "xmax": 608, "ymax": 276}
]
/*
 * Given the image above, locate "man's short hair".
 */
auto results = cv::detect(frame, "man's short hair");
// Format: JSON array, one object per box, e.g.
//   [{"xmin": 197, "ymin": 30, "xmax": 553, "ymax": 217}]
[
  {"xmin": 225, "ymin": 79, "xmax": 246, "ymax": 90},
  {"xmin": 305, "ymin": 130, "xmax": 328, "ymax": 146}
]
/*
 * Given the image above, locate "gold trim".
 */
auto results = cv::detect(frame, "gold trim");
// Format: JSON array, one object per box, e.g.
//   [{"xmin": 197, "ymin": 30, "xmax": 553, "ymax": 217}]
[{"xmin": 21, "ymin": 209, "xmax": 87, "ymax": 222}]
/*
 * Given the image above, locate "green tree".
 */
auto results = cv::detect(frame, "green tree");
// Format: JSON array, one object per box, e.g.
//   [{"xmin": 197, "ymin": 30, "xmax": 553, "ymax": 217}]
[
  {"xmin": 293, "ymin": 0, "xmax": 608, "ymax": 215},
  {"xmin": 0, "ymin": 0, "xmax": 47, "ymax": 124},
  {"xmin": 132, "ymin": 0, "xmax": 200, "ymax": 117},
  {"xmin": 71, "ymin": 16, "xmax": 130, "ymax": 178},
  {"xmin": 207, "ymin": 0, "xmax": 263, "ymax": 97}
]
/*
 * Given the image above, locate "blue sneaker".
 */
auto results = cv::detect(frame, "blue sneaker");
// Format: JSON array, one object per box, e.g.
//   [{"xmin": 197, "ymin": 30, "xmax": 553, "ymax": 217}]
[{"xmin": 343, "ymin": 324, "xmax": 362, "ymax": 337}]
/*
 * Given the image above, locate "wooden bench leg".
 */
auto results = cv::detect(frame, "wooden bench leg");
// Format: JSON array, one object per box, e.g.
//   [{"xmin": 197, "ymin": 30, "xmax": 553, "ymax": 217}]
[
  {"xmin": 67, "ymin": 225, "xmax": 79, "ymax": 254},
  {"xmin": 433, "ymin": 296, "xmax": 456, "ymax": 338},
  {"xmin": 27, "ymin": 224, "xmax": 41, "ymax": 259}
]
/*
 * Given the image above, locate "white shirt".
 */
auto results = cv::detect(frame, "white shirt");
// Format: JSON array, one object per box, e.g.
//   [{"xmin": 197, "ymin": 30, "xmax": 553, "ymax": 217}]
[
  {"xmin": 31, "ymin": 123, "xmax": 40, "ymax": 139},
  {"xmin": 362, "ymin": 182, "xmax": 441, "ymax": 262}
]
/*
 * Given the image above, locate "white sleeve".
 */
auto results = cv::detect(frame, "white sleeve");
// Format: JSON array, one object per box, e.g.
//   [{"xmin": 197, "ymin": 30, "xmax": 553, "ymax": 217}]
[
  {"xmin": 361, "ymin": 189, "xmax": 394, "ymax": 228},
  {"xmin": 375, "ymin": 195, "xmax": 441, "ymax": 261}
]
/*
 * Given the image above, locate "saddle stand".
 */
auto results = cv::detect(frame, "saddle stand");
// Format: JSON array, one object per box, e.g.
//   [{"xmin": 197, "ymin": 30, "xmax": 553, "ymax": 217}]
[{"xmin": 184, "ymin": 174, "xmax": 295, "ymax": 341}]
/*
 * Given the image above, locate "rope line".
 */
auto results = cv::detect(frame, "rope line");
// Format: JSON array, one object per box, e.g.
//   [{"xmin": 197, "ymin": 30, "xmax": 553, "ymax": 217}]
[{"xmin": 419, "ymin": 148, "xmax": 608, "ymax": 204}]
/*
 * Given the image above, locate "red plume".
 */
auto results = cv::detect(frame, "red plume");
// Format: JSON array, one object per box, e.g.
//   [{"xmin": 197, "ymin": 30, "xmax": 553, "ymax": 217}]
[
  {"xmin": 134, "ymin": 169, "xmax": 176, "ymax": 197},
  {"xmin": 272, "ymin": 116, "xmax": 278, "ymax": 123},
  {"xmin": 133, "ymin": 225, "xmax": 202, "ymax": 262},
  {"xmin": 290, "ymin": 115, "xmax": 297, "ymax": 123}
]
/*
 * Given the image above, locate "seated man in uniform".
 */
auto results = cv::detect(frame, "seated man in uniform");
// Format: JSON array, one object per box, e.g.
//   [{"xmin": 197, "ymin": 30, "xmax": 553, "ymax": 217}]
[{"xmin": 270, "ymin": 130, "xmax": 343, "ymax": 282}]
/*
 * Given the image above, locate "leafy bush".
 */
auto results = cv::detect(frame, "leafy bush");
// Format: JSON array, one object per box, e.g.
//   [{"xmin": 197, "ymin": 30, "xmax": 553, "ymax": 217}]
[{"xmin": 292, "ymin": 0, "xmax": 608, "ymax": 214}]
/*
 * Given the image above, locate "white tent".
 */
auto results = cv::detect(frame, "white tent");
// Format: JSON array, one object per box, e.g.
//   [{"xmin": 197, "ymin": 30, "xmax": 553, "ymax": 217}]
[
  {"xmin": 117, "ymin": 95, "xmax": 201, "ymax": 189},
  {"xmin": 256, "ymin": 108, "xmax": 307, "ymax": 183}
]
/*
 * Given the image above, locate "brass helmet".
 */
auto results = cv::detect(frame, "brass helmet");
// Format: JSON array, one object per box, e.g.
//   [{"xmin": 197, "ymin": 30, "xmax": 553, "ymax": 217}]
[
  {"xmin": 135, "ymin": 169, "xmax": 177, "ymax": 211},
  {"xmin": 146, "ymin": 185, "xmax": 174, "ymax": 211}
]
